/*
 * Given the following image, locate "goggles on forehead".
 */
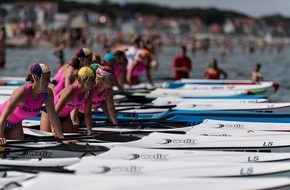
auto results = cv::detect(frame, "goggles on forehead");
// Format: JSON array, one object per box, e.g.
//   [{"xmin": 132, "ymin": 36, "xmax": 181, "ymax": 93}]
[
  {"xmin": 97, "ymin": 74, "xmax": 112, "ymax": 78},
  {"xmin": 103, "ymin": 75, "xmax": 113, "ymax": 78}
]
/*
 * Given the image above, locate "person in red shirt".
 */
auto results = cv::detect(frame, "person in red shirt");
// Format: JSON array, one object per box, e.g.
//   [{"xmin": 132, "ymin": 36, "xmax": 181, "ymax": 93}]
[
  {"xmin": 172, "ymin": 45, "xmax": 192, "ymax": 80},
  {"xmin": 203, "ymin": 58, "xmax": 227, "ymax": 79}
]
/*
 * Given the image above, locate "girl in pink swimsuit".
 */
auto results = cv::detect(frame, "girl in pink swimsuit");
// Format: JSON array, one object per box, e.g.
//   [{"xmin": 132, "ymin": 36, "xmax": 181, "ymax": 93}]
[
  {"xmin": 50, "ymin": 56, "xmax": 81, "ymax": 96},
  {"xmin": 0, "ymin": 63, "xmax": 64, "ymax": 145},
  {"xmin": 71, "ymin": 65, "xmax": 118, "ymax": 127},
  {"xmin": 49, "ymin": 48, "xmax": 93, "ymax": 96},
  {"xmin": 113, "ymin": 50, "xmax": 128, "ymax": 90},
  {"xmin": 40, "ymin": 66, "xmax": 95, "ymax": 134},
  {"xmin": 126, "ymin": 49, "xmax": 154, "ymax": 86},
  {"xmin": 102, "ymin": 52, "xmax": 125, "ymax": 91}
]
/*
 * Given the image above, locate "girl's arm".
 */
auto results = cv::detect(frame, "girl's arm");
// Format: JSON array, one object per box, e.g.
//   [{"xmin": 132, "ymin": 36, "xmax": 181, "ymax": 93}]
[
  {"xmin": 55, "ymin": 85, "xmax": 74, "ymax": 114},
  {"xmin": 145, "ymin": 60, "xmax": 154, "ymax": 86},
  {"xmin": 220, "ymin": 69, "xmax": 228, "ymax": 79},
  {"xmin": 44, "ymin": 88, "xmax": 64, "ymax": 138},
  {"xmin": 100, "ymin": 101, "xmax": 109, "ymax": 118},
  {"xmin": 84, "ymin": 91, "xmax": 93, "ymax": 134},
  {"xmin": 64, "ymin": 68, "xmax": 75, "ymax": 88},
  {"xmin": 105, "ymin": 89, "xmax": 118, "ymax": 125}
]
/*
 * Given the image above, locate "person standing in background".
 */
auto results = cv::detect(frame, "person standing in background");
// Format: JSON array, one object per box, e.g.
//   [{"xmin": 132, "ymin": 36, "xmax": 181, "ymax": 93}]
[
  {"xmin": 203, "ymin": 58, "xmax": 227, "ymax": 79},
  {"xmin": 53, "ymin": 39, "xmax": 66, "ymax": 69},
  {"xmin": 172, "ymin": 45, "xmax": 192, "ymax": 80},
  {"xmin": 252, "ymin": 63, "xmax": 263, "ymax": 83}
]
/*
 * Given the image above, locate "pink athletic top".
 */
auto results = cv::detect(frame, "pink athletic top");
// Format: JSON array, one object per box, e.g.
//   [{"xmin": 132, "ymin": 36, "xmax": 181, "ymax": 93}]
[
  {"xmin": 204, "ymin": 70, "xmax": 219, "ymax": 79},
  {"xmin": 113, "ymin": 62, "xmax": 122, "ymax": 78},
  {"xmin": 0, "ymin": 84, "xmax": 45, "ymax": 126},
  {"xmin": 79, "ymin": 86, "xmax": 107, "ymax": 112},
  {"xmin": 53, "ymin": 72, "xmax": 65, "ymax": 95},
  {"xmin": 53, "ymin": 68, "xmax": 63, "ymax": 83},
  {"xmin": 54, "ymin": 83, "xmax": 89, "ymax": 117},
  {"xmin": 129, "ymin": 59, "xmax": 146, "ymax": 78}
]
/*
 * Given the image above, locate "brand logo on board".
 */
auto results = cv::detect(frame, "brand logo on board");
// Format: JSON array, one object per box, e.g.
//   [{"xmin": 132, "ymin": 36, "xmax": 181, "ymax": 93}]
[
  {"xmin": 93, "ymin": 166, "xmax": 143, "ymax": 174},
  {"xmin": 125, "ymin": 153, "xmax": 168, "ymax": 160},
  {"xmin": 215, "ymin": 123, "xmax": 245, "ymax": 129},
  {"xmin": 157, "ymin": 138, "xmax": 196, "ymax": 145}
]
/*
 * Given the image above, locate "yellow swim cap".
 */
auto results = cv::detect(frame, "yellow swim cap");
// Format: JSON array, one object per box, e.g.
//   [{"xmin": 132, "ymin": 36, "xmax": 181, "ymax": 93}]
[{"xmin": 78, "ymin": 66, "xmax": 95, "ymax": 77}]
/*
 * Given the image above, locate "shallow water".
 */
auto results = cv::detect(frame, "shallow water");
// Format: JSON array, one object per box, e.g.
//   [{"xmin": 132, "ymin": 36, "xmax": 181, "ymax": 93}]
[{"xmin": 2, "ymin": 44, "xmax": 290, "ymax": 102}]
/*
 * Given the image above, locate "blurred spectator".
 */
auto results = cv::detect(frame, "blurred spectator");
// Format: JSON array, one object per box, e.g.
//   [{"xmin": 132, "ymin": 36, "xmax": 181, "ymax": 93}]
[
  {"xmin": 203, "ymin": 58, "xmax": 227, "ymax": 79},
  {"xmin": 172, "ymin": 45, "xmax": 192, "ymax": 80},
  {"xmin": 251, "ymin": 63, "xmax": 263, "ymax": 83}
]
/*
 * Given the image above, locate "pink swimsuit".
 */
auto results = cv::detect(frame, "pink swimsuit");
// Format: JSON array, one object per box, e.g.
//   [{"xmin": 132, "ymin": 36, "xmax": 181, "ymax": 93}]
[
  {"xmin": 79, "ymin": 86, "xmax": 107, "ymax": 112},
  {"xmin": 0, "ymin": 84, "xmax": 45, "ymax": 130},
  {"xmin": 113, "ymin": 62, "xmax": 122, "ymax": 78},
  {"xmin": 53, "ymin": 68, "xmax": 63, "ymax": 83},
  {"xmin": 53, "ymin": 69, "xmax": 65, "ymax": 95},
  {"xmin": 129, "ymin": 59, "xmax": 146, "ymax": 78},
  {"xmin": 54, "ymin": 83, "xmax": 89, "ymax": 117}
]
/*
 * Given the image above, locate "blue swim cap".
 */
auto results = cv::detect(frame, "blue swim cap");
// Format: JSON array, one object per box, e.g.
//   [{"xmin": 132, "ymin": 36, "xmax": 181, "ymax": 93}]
[{"xmin": 103, "ymin": 53, "xmax": 115, "ymax": 62}]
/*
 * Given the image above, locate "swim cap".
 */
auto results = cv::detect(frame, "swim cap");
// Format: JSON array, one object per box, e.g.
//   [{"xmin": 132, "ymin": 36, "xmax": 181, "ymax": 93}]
[
  {"xmin": 103, "ymin": 52, "xmax": 115, "ymax": 62},
  {"xmin": 76, "ymin": 48, "xmax": 92, "ymax": 58},
  {"xmin": 90, "ymin": 63, "xmax": 100, "ymax": 72},
  {"xmin": 96, "ymin": 66, "xmax": 113, "ymax": 77},
  {"xmin": 140, "ymin": 49, "xmax": 150, "ymax": 57},
  {"xmin": 30, "ymin": 63, "xmax": 50, "ymax": 76},
  {"xmin": 78, "ymin": 66, "xmax": 95, "ymax": 78}
]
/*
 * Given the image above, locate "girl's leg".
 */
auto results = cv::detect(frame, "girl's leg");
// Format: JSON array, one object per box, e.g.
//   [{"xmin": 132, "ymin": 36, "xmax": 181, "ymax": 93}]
[
  {"xmin": 5, "ymin": 124, "xmax": 24, "ymax": 140},
  {"xmin": 40, "ymin": 112, "xmax": 52, "ymax": 132},
  {"xmin": 62, "ymin": 118, "xmax": 77, "ymax": 133}
]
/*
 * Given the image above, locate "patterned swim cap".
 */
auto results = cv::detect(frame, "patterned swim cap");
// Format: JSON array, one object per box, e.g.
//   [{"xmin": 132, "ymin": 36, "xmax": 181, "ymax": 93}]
[
  {"xmin": 103, "ymin": 52, "xmax": 115, "ymax": 62},
  {"xmin": 78, "ymin": 66, "xmax": 95, "ymax": 77},
  {"xmin": 139, "ymin": 49, "xmax": 150, "ymax": 57},
  {"xmin": 96, "ymin": 66, "xmax": 113, "ymax": 77},
  {"xmin": 30, "ymin": 63, "xmax": 50, "ymax": 76},
  {"xmin": 90, "ymin": 63, "xmax": 100, "ymax": 72},
  {"xmin": 76, "ymin": 48, "xmax": 92, "ymax": 58}
]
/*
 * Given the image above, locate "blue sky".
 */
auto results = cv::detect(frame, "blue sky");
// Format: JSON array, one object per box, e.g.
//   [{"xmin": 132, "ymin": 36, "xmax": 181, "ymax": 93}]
[{"xmin": 70, "ymin": 0, "xmax": 290, "ymax": 18}]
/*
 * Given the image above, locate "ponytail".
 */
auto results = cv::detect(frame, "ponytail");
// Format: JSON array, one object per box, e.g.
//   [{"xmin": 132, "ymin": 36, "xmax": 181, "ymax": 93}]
[
  {"xmin": 25, "ymin": 73, "xmax": 34, "ymax": 83},
  {"xmin": 70, "ymin": 56, "xmax": 81, "ymax": 69}
]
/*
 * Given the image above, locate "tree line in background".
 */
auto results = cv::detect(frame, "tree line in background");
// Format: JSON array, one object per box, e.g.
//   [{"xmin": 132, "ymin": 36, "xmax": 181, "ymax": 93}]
[{"xmin": 1, "ymin": 0, "xmax": 290, "ymax": 26}]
